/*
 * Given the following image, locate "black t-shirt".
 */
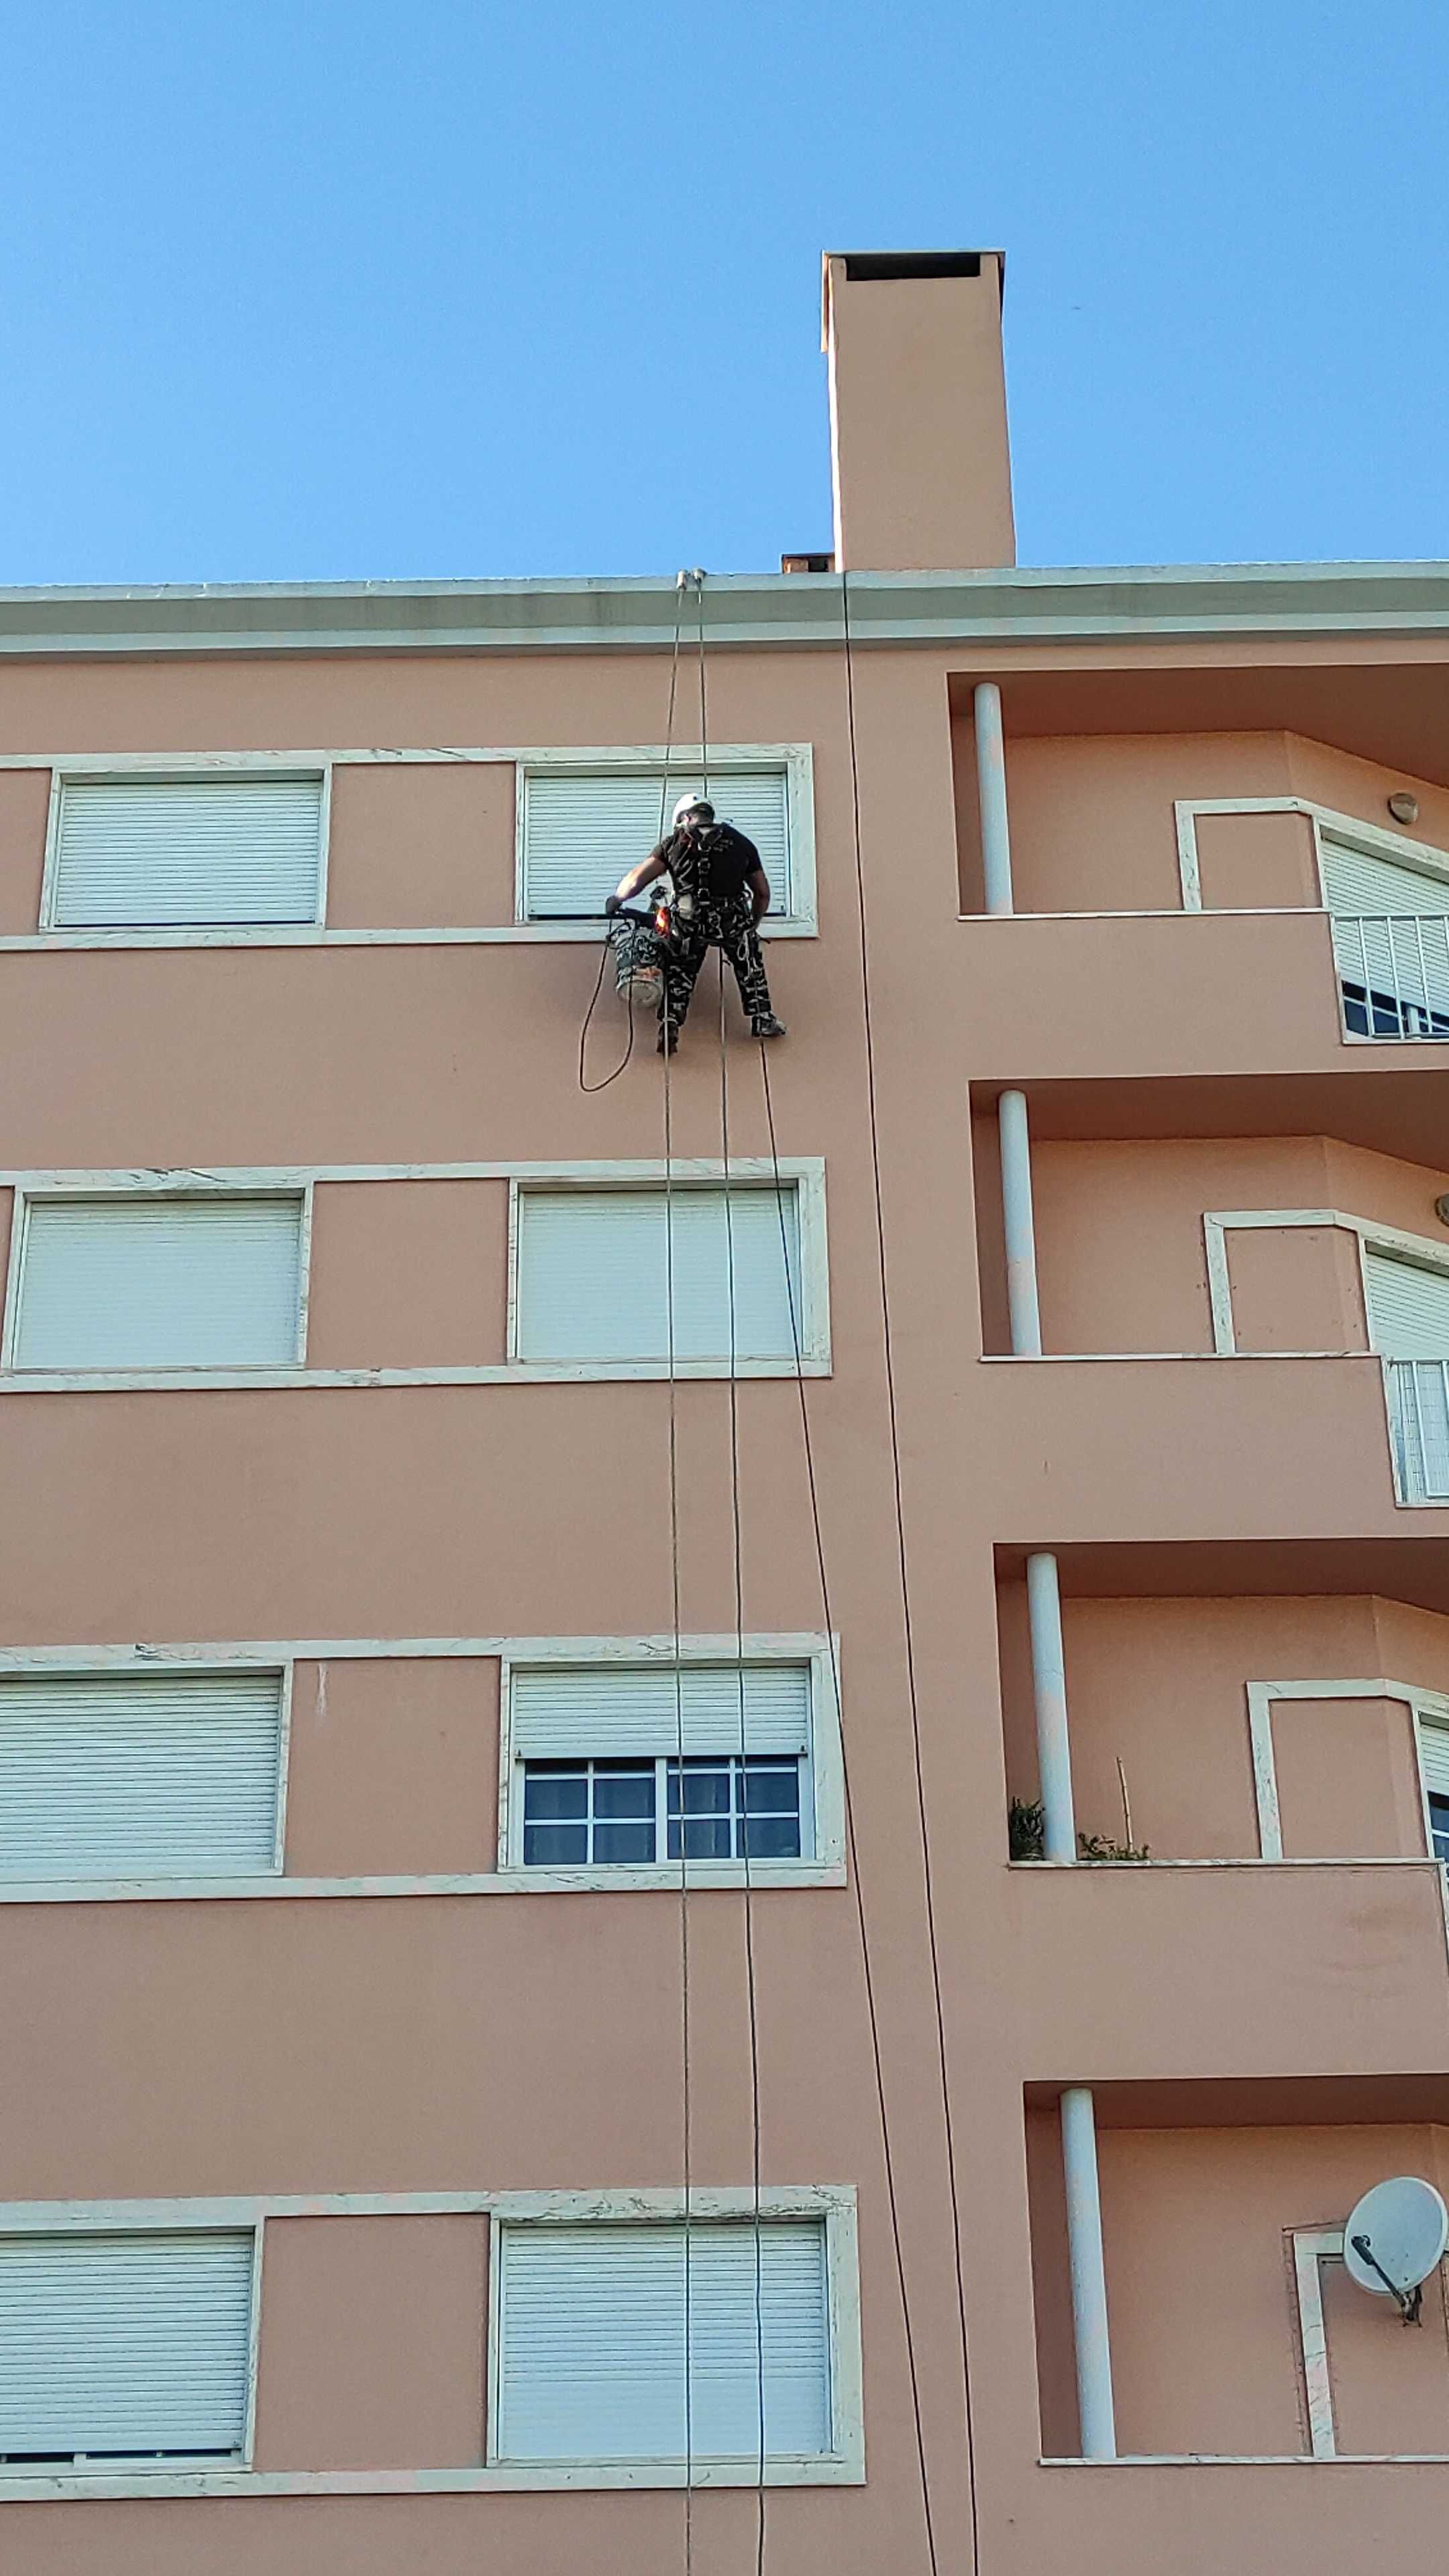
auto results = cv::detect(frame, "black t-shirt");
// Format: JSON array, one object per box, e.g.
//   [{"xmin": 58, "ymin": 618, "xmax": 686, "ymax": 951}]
[{"xmin": 646, "ymin": 821, "xmax": 762, "ymax": 904}]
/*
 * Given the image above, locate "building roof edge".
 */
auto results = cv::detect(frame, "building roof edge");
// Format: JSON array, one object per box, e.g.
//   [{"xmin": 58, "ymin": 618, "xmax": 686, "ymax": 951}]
[{"xmin": 0, "ymin": 561, "xmax": 1446, "ymax": 656}]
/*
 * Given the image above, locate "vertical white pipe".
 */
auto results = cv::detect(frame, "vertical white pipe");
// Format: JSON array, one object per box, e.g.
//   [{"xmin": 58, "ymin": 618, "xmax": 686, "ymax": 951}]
[
  {"xmin": 1061, "ymin": 2087, "xmax": 1117, "ymax": 2458},
  {"xmin": 974, "ymin": 680, "xmax": 1014, "ymax": 916},
  {"xmin": 1026, "ymin": 1551, "xmax": 1076, "ymax": 1862},
  {"xmin": 998, "ymin": 1088, "xmax": 1041, "ymax": 1358}
]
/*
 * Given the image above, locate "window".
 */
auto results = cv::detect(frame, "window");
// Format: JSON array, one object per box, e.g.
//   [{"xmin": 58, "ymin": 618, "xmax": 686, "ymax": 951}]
[
  {"xmin": 1364, "ymin": 1248, "xmax": 1449, "ymax": 1503},
  {"xmin": 493, "ymin": 2218, "xmax": 830, "ymax": 2462},
  {"xmin": 508, "ymin": 1661, "xmax": 814, "ymax": 1869},
  {"xmin": 519, "ymin": 767, "xmax": 792, "ymax": 919},
  {"xmin": 514, "ymin": 1184, "xmax": 802, "ymax": 1365},
  {"xmin": 0, "ymin": 1672, "xmax": 284, "ymax": 1880},
  {"xmin": 1321, "ymin": 836, "xmax": 1449, "ymax": 1040},
  {"xmin": 0, "ymin": 2232, "xmax": 254, "ymax": 2467},
  {"xmin": 8, "ymin": 1195, "xmax": 305, "ymax": 1371},
  {"xmin": 523, "ymin": 1756, "xmax": 803, "ymax": 1867},
  {"xmin": 48, "ymin": 776, "xmax": 324, "ymax": 927}
]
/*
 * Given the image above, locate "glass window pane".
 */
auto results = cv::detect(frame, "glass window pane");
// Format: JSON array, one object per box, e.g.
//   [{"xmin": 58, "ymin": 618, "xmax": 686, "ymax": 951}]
[
  {"xmin": 743, "ymin": 1810, "xmax": 802, "ymax": 1859},
  {"xmin": 593, "ymin": 1766, "xmax": 655, "ymax": 1819},
  {"xmin": 743, "ymin": 1762, "xmax": 798, "ymax": 1813},
  {"xmin": 594, "ymin": 1819, "xmax": 657, "ymax": 1865},
  {"xmin": 669, "ymin": 1762, "xmax": 732, "ymax": 1815},
  {"xmin": 1430, "ymin": 1794, "xmax": 1449, "ymax": 1864},
  {"xmin": 524, "ymin": 1820, "xmax": 589, "ymax": 1866},
  {"xmin": 668, "ymin": 1814, "xmax": 734, "ymax": 1861},
  {"xmin": 524, "ymin": 1768, "xmax": 588, "ymax": 1821}
]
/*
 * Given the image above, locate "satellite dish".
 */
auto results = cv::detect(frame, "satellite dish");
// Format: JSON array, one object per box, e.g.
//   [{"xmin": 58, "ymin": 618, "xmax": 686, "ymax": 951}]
[{"xmin": 1343, "ymin": 2177, "xmax": 1448, "ymax": 2322}]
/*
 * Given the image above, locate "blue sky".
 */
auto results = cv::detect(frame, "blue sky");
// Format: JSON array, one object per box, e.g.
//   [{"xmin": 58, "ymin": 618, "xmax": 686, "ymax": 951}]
[{"xmin": 1, "ymin": 0, "xmax": 1444, "ymax": 583}]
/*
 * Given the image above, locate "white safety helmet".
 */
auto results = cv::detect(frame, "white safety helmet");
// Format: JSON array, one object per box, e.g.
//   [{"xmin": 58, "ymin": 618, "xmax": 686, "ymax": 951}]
[{"xmin": 672, "ymin": 792, "xmax": 714, "ymax": 828}]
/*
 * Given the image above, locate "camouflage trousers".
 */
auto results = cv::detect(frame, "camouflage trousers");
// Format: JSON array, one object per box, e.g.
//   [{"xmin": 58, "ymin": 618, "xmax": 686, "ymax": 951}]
[{"xmin": 661, "ymin": 891, "xmax": 773, "ymax": 1039}]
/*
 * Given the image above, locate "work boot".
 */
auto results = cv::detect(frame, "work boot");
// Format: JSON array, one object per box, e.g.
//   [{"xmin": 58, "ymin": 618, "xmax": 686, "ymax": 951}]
[{"xmin": 751, "ymin": 1013, "xmax": 788, "ymax": 1040}]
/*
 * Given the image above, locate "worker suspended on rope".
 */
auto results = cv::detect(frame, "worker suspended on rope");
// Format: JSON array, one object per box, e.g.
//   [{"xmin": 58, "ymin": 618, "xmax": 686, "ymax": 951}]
[{"xmin": 605, "ymin": 793, "xmax": 788, "ymax": 1054}]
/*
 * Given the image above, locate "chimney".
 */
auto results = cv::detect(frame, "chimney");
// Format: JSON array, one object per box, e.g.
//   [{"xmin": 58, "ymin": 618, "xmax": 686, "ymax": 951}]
[{"xmin": 822, "ymin": 251, "xmax": 1015, "ymax": 573}]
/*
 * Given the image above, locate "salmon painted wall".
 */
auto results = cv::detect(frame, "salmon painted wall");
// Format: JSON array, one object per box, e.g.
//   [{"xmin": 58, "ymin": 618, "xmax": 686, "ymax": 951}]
[{"xmin": 998, "ymin": 1592, "xmax": 1449, "ymax": 1859}]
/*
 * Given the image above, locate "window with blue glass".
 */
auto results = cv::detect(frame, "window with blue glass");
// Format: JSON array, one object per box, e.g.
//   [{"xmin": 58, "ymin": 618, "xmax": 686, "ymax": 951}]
[{"xmin": 523, "ymin": 1754, "xmax": 804, "ymax": 1866}]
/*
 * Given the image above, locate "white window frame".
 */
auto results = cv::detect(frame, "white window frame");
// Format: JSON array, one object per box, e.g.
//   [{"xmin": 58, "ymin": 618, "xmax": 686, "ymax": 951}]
[
  {"xmin": 506, "ymin": 1163, "xmax": 830, "ymax": 1379},
  {"xmin": 0, "ymin": 1162, "xmax": 828, "ymax": 1390},
  {"xmin": 486, "ymin": 2187, "xmax": 862, "ymax": 2485},
  {"xmin": 513, "ymin": 745, "xmax": 817, "ymax": 934},
  {"xmin": 1244, "ymin": 1675, "xmax": 1449, "ymax": 1861},
  {"xmin": 1175, "ymin": 796, "xmax": 1449, "ymax": 914},
  {"xmin": 0, "ymin": 2216, "xmax": 263, "ymax": 2480},
  {"xmin": 40, "ymin": 759, "xmax": 331, "ymax": 932},
  {"xmin": 0, "ymin": 2188, "xmax": 860, "ymax": 2498},
  {"xmin": 0, "ymin": 1657, "xmax": 292, "ymax": 1888},
  {"xmin": 497, "ymin": 1635, "xmax": 845, "ymax": 1888},
  {"xmin": 0, "ymin": 1635, "xmax": 847, "ymax": 1902},
  {"xmin": 0, "ymin": 1181, "xmax": 313, "ymax": 1379},
  {"xmin": 1203, "ymin": 1205, "xmax": 1449, "ymax": 1507}
]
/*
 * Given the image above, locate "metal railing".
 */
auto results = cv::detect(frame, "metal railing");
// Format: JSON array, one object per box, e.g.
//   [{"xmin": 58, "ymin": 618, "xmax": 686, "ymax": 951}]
[
  {"xmin": 1333, "ymin": 913, "xmax": 1449, "ymax": 1040},
  {"xmin": 1386, "ymin": 1360, "xmax": 1449, "ymax": 1503}
]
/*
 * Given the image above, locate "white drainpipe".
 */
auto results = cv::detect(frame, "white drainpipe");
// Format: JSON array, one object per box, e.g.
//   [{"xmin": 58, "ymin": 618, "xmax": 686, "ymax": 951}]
[
  {"xmin": 974, "ymin": 680, "xmax": 1014, "ymax": 916},
  {"xmin": 998, "ymin": 1085, "xmax": 1118, "ymax": 2459}
]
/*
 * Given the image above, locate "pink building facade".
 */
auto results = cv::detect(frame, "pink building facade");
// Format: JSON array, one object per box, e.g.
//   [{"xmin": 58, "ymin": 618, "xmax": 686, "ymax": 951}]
[{"xmin": 1, "ymin": 252, "xmax": 1448, "ymax": 2571}]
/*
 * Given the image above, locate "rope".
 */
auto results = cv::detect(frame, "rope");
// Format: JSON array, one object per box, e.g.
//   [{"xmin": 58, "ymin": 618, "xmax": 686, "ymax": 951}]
[
  {"xmin": 698, "ymin": 565, "xmax": 769, "ymax": 2573},
  {"xmin": 578, "ymin": 581, "xmax": 686, "ymax": 1092},
  {"xmin": 756, "ymin": 1042, "xmax": 944, "ymax": 2576},
  {"xmin": 837, "ymin": 568, "xmax": 981, "ymax": 2569}
]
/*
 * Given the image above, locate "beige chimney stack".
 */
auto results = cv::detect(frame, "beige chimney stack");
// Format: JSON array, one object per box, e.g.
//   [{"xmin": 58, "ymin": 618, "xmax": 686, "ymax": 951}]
[{"xmin": 822, "ymin": 250, "xmax": 1016, "ymax": 572}]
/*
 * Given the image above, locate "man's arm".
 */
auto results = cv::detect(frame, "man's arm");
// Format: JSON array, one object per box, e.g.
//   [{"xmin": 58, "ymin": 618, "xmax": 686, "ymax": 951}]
[
  {"xmin": 611, "ymin": 840, "xmax": 672, "ymax": 906},
  {"xmin": 747, "ymin": 865, "xmax": 771, "ymax": 922}
]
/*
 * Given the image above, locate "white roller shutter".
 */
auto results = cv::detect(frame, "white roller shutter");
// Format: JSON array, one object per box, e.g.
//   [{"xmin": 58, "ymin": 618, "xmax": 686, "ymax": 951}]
[
  {"xmin": 52, "ymin": 779, "xmax": 323, "ymax": 926},
  {"xmin": 0, "ymin": 1674, "xmax": 282, "ymax": 1879},
  {"xmin": 1364, "ymin": 1252, "xmax": 1449, "ymax": 1501},
  {"xmin": 0, "ymin": 2232, "xmax": 254, "ymax": 2462},
  {"xmin": 13, "ymin": 1197, "xmax": 303, "ymax": 1370},
  {"xmin": 495, "ymin": 2220, "xmax": 830, "ymax": 2461},
  {"xmin": 1417, "ymin": 1721, "xmax": 1449, "ymax": 1801},
  {"xmin": 511, "ymin": 1662, "xmax": 811, "ymax": 1760},
  {"xmin": 1364, "ymin": 1252, "xmax": 1449, "ymax": 1358},
  {"xmin": 1322, "ymin": 837, "xmax": 1449, "ymax": 1019},
  {"xmin": 522, "ymin": 770, "xmax": 792, "ymax": 918},
  {"xmin": 515, "ymin": 1186, "xmax": 800, "ymax": 1364}
]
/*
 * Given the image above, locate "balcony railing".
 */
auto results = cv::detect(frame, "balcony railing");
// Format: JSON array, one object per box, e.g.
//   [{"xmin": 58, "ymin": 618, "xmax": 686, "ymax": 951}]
[
  {"xmin": 1333, "ymin": 912, "xmax": 1449, "ymax": 1040},
  {"xmin": 1387, "ymin": 1359, "xmax": 1449, "ymax": 1502}
]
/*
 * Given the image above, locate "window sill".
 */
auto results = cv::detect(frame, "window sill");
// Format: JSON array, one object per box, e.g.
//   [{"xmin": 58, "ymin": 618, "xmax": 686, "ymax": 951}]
[
  {"xmin": 0, "ymin": 2455, "xmax": 863, "ymax": 2502},
  {"xmin": 2, "ymin": 919, "xmax": 819, "ymax": 952},
  {"xmin": 0, "ymin": 1862, "xmax": 848, "ymax": 1904},
  {"xmin": 0, "ymin": 1358, "xmax": 832, "ymax": 1393}
]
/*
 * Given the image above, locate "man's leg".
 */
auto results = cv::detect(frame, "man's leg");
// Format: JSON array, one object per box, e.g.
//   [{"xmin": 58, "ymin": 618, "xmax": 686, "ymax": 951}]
[
  {"xmin": 719, "ymin": 896, "xmax": 782, "ymax": 1032},
  {"xmin": 659, "ymin": 928, "xmax": 706, "ymax": 1050}
]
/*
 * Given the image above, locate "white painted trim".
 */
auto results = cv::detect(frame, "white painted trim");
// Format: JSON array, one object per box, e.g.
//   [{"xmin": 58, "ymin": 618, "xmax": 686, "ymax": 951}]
[
  {"xmin": 484, "ymin": 2187, "xmax": 861, "ymax": 2480},
  {"xmin": 1243, "ymin": 1676, "xmax": 1443, "ymax": 1860},
  {"xmin": 0, "ymin": 922, "xmax": 816, "ymax": 950},
  {"xmin": 0, "ymin": 2186, "xmax": 862, "ymax": 2501},
  {"xmin": 244, "ymin": 2220, "xmax": 265, "ymax": 2467},
  {"xmin": 506, "ymin": 1165, "xmax": 830, "ymax": 1373},
  {"xmin": 1293, "ymin": 2226, "xmax": 1346, "ymax": 2458},
  {"xmin": 0, "ymin": 1633, "xmax": 844, "ymax": 1902},
  {"xmin": 1, "ymin": 1181, "xmax": 311, "ymax": 1374},
  {"xmin": 511, "ymin": 744, "xmax": 817, "ymax": 930},
  {"xmin": 496, "ymin": 1637, "xmax": 845, "ymax": 1874},
  {"xmin": 1041, "ymin": 2451, "xmax": 1449, "ymax": 2465},
  {"xmin": 1174, "ymin": 796, "xmax": 1449, "ymax": 914},
  {"xmin": 0, "ymin": 1161, "xmax": 829, "ymax": 1389},
  {"xmin": 38, "ymin": 763, "xmax": 330, "ymax": 932},
  {"xmin": 1202, "ymin": 1205, "xmax": 1449, "ymax": 1359}
]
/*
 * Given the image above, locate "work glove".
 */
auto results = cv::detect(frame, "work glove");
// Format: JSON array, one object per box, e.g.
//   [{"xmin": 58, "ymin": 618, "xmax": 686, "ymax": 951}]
[{"xmin": 603, "ymin": 893, "xmax": 623, "ymax": 917}]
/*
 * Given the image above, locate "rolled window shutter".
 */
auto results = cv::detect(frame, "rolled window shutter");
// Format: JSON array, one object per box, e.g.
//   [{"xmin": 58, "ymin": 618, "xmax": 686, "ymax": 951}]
[
  {"xmin": 522, "ymin": 771, "xmax": 791, "ymax": 916},
  {"xmin": 52, "ymin": 780, "xmax": 323, "ymax": 926},
  {"xmin": 0, "ymin": 2233, "xmax": 254, "ymax": 2460},
  {"xmin": 1364, "ymin": 1252, "xmax": 1449, "ymax": 1359},
  {"xmin": 496, "ymin": 2220, "xmax": 830, "ymax": 2461},
  {"xmin": 1417, "ymin": 1723, "xmax": 1449, "ymax": 1801},
  {"xmin": 0, "ymin": 1674, "xmax": 283, "ymax": 1879},
  {"xmin": 512, "ymin": 1663, "xmax": 811, "ymax": 1760},
  {"xmin": 13, "ymin": 1198, "xmax": 303, "ymax": 1369},
  {"xmin": 1322, "ymin": 839, "xmax": 1449, "ymax": 1015},
  {"xmin": 515, "ymin": 1187, "xmax": 800, "ymax": 1363}
]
